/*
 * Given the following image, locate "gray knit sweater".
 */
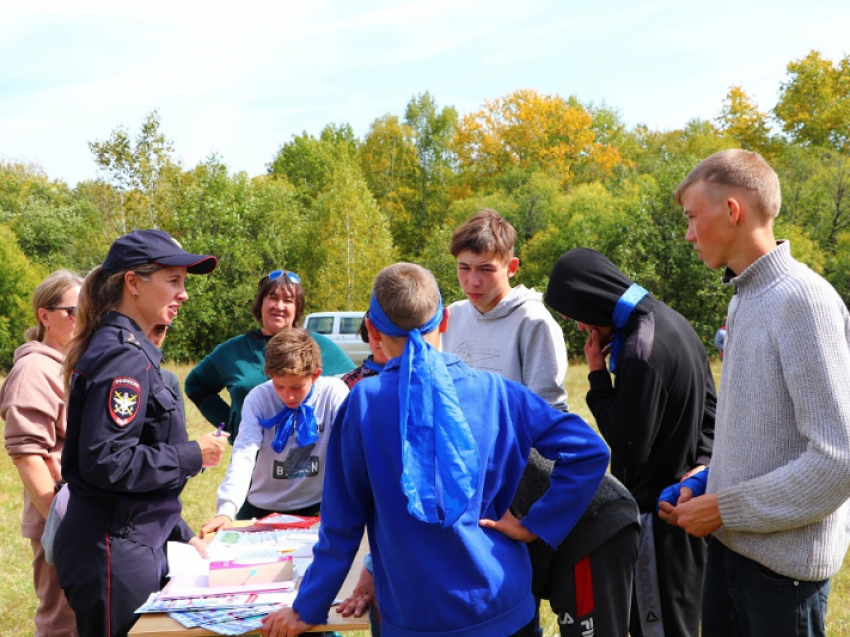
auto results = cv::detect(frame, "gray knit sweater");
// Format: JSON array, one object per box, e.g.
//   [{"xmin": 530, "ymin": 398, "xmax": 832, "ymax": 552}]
[{"xmin": 709, "ymin": 242, "xmax": 850, "ymax": 580}]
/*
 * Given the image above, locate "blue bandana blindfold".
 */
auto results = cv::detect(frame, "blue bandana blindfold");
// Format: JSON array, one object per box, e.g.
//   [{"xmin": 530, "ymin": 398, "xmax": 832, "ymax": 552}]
[
  {"xmin": 610, "ymin": 284, "xmax": 649, "ymax": 374},
  {"xmin": 258, "ymin": 384, "xmax": 319, "ymax": 453},
  {"xmin": 368, "ymin": 294, "xmax": 480, "ymax": 528}
]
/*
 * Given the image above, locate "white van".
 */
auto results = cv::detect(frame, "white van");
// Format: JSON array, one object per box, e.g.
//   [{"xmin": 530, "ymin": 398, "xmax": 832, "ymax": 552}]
[{"xmin": 303, "ymin": 311, "xmax": 370, "ymax": 365}]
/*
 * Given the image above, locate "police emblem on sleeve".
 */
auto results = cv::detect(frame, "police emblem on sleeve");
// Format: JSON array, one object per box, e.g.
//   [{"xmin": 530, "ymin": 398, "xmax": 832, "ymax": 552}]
[{"xmin": 110, "ymin": 377, "xmax": 141, "ymax": 426}]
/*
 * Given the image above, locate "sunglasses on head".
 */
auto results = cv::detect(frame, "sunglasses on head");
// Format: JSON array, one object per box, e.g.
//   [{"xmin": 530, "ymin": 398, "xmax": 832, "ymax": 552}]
[
  {"xmin": 268, "ymin": 270, "xmax": 301, "ymax": 284},
  {"xmin": 46, "ymin": 306, "xmax": 76, "ymax": 318}
]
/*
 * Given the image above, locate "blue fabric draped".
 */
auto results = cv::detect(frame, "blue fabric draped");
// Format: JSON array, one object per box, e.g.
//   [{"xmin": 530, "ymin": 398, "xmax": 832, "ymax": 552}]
[
  {"xmin": 362, "ymin": 358, "xmax": 384, "ymax": 374},
  {"xmin": 257, "ymin": 384, "xmax": 318, "ymax": 453},
  {"xmin": 610, "ymin": 283, "xmax": 649, "ymax": 374},
  {"xmin": 368, "ymin": 294, "xmax": 480, "ymax": 528}
]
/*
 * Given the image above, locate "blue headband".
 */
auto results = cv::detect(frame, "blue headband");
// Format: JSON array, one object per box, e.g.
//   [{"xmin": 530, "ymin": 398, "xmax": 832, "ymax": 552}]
[
  {"xmin": 368, "ymin": 294, "xmax": 479, "ymax": 528},
  {"xmin": 609, "ymin": 284, "xmax": 648, "ymax": 374},
  {"xmin": 257, "ymin": 384, "xmax": 318, "ymax": 452}
]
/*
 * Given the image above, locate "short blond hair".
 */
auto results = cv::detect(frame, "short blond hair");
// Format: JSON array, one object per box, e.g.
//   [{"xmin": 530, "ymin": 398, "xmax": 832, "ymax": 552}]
[
  {"xmin": 264, "ymin": 328, "xmax": 321, "ymax": 378},
  {"xmin": 450, "ymin": 209, "xmax": 516, "ymax": 263},
  {"xmin": 674, "ymin": 149, "xmax": 781, "ymax": 218},
  {"xmin": 373, "ymin": 263, "xmax": 441, "ymax": 332}
]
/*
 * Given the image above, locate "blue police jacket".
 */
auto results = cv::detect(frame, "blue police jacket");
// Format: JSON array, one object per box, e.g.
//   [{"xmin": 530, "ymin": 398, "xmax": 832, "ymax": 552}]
[{"xmin": 61, "ymin": 312, "xmax": 203, "ymax": 546}]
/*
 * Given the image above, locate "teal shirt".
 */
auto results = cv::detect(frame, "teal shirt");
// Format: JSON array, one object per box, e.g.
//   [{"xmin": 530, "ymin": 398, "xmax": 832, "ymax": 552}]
[{"xmin": 185, "ymin": 329, "xmax": 354, "ymax": 442}]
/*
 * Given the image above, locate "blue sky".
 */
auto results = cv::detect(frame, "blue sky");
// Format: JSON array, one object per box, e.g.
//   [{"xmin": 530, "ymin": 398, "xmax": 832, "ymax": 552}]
[{"xmin": 1, "ymin": 0, "xmax": 848, "ymax": 187}]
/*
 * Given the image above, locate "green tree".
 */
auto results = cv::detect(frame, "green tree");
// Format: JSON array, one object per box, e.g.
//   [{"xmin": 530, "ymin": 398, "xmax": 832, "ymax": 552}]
[
  {"xmin": 403, "ymin": 93, "xmax": 458, "ymax": 244},
  {"xmin": 717, "ymin": 86, "xmax": 776, "ymax": 156},
  {"xmin": 88, "ymin": 110, "xmax": 181, "ymax": 235},
  {"xmin": 300, "ymin": 164, "xmax": 396, "ymax": 312},
  {"xmin": 166, "ymin": 158, "xmax": 306, "ymax": 361},
  {"xmin": 360, "ymin": 114, "xmax": 419, "ymax": 254},
  {"xmin": 0, "ymin": 225, "xmax": 45, "ymax": 370},
  {"xmin": 267, "ymin": 123, "xmax": 360, "ymax": 206},
  {"xmin": 774, "ymin": 50, "xmax": 850, "ymax": 152},
  {"xmin": 417, "ymin": 222, "xmax": 464, "ymax": 305}
]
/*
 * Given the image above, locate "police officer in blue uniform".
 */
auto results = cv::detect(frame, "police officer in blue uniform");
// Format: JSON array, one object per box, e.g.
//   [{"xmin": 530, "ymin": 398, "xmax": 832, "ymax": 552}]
[{"xmin": 54, "ymin": 230, "xmax": 229, "ymax": 637}]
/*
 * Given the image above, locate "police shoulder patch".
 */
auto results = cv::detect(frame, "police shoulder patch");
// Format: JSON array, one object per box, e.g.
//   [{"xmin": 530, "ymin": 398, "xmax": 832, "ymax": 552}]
[{"xmin": 110, "ymin": 377, "xmax": 142, "ymax": 426}]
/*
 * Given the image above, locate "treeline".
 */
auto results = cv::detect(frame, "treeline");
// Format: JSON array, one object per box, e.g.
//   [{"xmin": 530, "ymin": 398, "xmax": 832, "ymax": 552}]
[{"xmin": 2, "ymin": 50, "xmax": 849, "ymax": 370}]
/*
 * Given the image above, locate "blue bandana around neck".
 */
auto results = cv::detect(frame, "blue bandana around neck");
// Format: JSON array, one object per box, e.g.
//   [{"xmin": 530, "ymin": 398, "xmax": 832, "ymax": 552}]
[
  {"xmin": 609, "ymin": 284, "xmax": 649, "ymax": 374},
  {"xmin": 362, "ymin": 358, "xmax": 384, "ymax": 374},
  {"xmin": 368, "ymin": 294, "xmax": 480, "ymax": 528},
  {"xmin": 257, "ymin": 384, "xmax": 318, "ymax": 453}
]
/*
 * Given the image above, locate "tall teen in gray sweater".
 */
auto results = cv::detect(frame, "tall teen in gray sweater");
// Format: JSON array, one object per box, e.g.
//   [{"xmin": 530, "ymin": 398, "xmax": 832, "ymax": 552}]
[{"xmin": 666, "ymin": 149, "xmax": 850, "ymax": 635}]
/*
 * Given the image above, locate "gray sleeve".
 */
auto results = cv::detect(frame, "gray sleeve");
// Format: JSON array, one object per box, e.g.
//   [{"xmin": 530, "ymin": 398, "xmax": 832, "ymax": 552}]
[{"xmin": 518, "ymin": 312, "xmax": 569, "ymax": 409}]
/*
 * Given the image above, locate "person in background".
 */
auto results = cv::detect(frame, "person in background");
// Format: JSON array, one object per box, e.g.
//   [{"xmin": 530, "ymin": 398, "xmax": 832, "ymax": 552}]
[
  {"xmin": 1, "ymin": 269, "xmax": 83, "ymax": 637},
  {"xmin": 338, "ymin": 210, "xmax": 640, "ymax": 637},
  {"xmin": 199, "ymin": 328, "xmax": 348, "ymax": 533},
  {"xmin": 54, "ymin": 229, "xmax": 228, "ymax": 637},
  {"xmin": 442, "ymin": 208, "xmax": 568, "ymax": 410},
  {"xmin": 545, "ymin": 248, "xmax": 717, "ymax": 637},
  {"xmin": 185, "ymin": 270, "xmax": 354, "ymax": 445},
  {"xmin": 261, "ymin": 262, "xmax": 609, "ymax": 637},
  {"xmin": 340, "ymin": 311, "xmax": 387, "ymax": 390},
  {"xmin": 444, "ymin": 209, "xmax": 640, "ymax": 637},
  {"xmin": 660, "ymin": 149, "xmax": 850, "ymax": 635}
]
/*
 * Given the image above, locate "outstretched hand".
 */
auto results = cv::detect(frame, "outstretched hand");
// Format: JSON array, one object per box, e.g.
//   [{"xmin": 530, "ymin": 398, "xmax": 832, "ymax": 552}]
[
  {"xmin": 479, "ymin": 509, "xmax": 537, "ymax": 543},
  {"xmin": 336, "ymin": 567, "xmax": 378, "ymax": 619}
]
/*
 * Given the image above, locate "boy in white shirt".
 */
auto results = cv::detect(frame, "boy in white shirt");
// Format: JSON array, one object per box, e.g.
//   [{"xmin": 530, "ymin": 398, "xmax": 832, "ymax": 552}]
[{"xmin": 201, "ymin": 328, "xmax": 348, "ymax": 534}]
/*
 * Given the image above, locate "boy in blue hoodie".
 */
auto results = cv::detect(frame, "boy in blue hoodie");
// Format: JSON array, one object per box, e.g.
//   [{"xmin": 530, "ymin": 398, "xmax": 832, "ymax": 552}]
[{"xmin": 261, "ymin": 263, "xmax": 609, "ymax": 637}]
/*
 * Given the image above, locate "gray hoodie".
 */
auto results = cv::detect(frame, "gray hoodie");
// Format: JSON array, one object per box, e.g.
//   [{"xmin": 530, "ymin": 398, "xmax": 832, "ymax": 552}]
[{"xmin": 443, "ymin": 285, "xmax": 568, "ymax": 409}]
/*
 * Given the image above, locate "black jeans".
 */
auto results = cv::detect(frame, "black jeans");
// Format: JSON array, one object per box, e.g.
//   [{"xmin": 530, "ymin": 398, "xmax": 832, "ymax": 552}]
[{"xmin": 702, "ymin": 537, "xmax": 830, "ymax": 637}]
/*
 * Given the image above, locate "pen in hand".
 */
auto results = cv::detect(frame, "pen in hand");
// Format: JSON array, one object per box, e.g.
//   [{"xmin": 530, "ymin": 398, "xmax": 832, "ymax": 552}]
[{"xmin": 201, "ymin": 422, "xmax": 226, "ymax": 474}]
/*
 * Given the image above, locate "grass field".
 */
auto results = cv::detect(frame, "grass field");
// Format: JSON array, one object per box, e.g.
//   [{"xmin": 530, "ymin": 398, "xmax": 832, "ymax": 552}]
[{"xmin": 2, "ymin": 361, "xmax": 850, "ymax": 635}]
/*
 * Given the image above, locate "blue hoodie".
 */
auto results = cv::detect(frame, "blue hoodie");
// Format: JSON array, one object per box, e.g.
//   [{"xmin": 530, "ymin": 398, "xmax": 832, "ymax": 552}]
[{"xmin": 293, "ymin": 354, "xmax": 609, "ymax": 637}]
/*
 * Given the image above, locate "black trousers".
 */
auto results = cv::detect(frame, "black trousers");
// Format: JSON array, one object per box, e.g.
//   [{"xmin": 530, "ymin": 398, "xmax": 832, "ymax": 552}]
[
  {"xmin": 55, "ymin": 505, "xmax": 168, "ymax": 637},
  {"xmin": 532, "ymin": 522, "xmax": 640, "ymax": 637}
]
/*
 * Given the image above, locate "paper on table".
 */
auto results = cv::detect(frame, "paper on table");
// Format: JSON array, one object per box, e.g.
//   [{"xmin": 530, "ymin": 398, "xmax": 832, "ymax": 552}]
[
  {"xmin": 208, "ymin": 528, "xmax": 312, "ymax": 556},
  {"xmin": 167, "ymin": 541, "xmax": 209, "ymax": 578},
  {"xmin": 159, "ymin": 575, "xmax": 295, "ymax": 600}
]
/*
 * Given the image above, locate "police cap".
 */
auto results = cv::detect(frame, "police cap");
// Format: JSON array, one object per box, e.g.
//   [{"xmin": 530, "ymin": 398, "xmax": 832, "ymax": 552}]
[{"xmin": 102, "ymin": 230, "xmax": 218, "ymax": 276}]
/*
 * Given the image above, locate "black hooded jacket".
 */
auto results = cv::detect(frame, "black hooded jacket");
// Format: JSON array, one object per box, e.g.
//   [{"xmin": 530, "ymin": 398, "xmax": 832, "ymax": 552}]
[{"xmin": 545, "ymin": 248, "xmax": 716, "ymax": 511}]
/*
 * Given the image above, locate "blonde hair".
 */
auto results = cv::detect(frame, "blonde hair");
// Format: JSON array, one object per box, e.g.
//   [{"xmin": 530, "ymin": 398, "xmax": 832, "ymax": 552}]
[
  {"xmin": 264, "ymin": 328, "xmax": 322, "ymax": 378},
  {"xmin": 26, "ymin": 270, "xmax": 84, "ymax": 342},
  {"xmin": 373, "ymin": 263, "xmax": 441, "ymax": 332},
  {"xmin": 62, "ymin": 263, "xmax": 164, "ymax": 388},
  {"xmin": 450, "ymin": 209, "xmax": 516, "ymax": 263},
  {"xmin": 674, "ymin": 149, "xmax": 781, "ymax": 218}
]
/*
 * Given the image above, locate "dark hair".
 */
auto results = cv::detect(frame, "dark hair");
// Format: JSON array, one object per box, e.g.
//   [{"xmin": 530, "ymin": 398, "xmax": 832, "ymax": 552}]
[
  {"xmin": 358, "ymin": 311, "xmax": 369, "ymax": 343},
  {"xmin": 251, "ymin": 274, "xmax": 306, "ymax": 328},
  {"xmin": 450, "ymin": 209, "xmax": 516, "ymax": 263}
]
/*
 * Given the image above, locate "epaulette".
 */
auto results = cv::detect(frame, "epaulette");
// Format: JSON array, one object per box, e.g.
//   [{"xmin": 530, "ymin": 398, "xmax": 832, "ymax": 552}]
[{"xmin": 119, "ymin": 330, "xmax": 143, "ymax": 350}]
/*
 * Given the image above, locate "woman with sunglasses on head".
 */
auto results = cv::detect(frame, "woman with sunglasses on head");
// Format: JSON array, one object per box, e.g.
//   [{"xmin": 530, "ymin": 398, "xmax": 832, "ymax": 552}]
[
  {"xmin": 185, "ymin": 269, "xmax": 354, "ymax": 448},
  {"xmin": 1, "ymin": 270, "xmax": 83, "ymax": 637},
  {"xmin": 53, "ymin": 230, "xmax": 229, "ymax": 637}
]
